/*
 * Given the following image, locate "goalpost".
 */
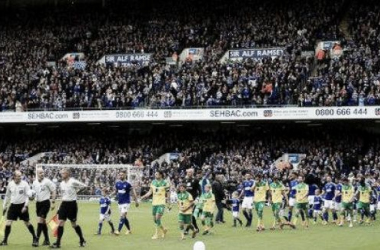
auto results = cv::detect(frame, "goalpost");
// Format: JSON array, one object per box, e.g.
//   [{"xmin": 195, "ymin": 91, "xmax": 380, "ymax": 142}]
[{"xmin": 35, "ymin": 164, "xmax": 144, "ymax": 200}]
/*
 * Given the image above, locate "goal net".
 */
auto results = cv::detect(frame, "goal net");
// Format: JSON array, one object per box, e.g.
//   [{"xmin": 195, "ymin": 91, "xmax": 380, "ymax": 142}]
[{"xmin": 35, "ymin": 164, "xmax": 144, "ymax": 200}]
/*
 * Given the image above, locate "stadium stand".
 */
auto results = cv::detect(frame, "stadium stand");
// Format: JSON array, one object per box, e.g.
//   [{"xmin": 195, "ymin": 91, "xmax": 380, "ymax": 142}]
[{"xmin": 4, "ymin": 0, "xmax": 379, "ymax": 111}]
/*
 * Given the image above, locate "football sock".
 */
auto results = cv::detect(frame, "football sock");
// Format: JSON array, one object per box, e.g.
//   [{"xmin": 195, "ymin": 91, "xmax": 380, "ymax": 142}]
[
  {"xmin": 56, "ymin": 226, "xmax": 64, "ymax": 246},
  {"xmin": 27, "ymin": 225, "xmax": 37, "ymax": 238},
  {"xmin": 124, "ymin": 218, "xmax": 131, "ymax": 231},
  {"xmin": 3, "ymin": 225, "xmax": 11, "ymax": 243},
  {"xmin": 98, "ymin": 222, "xmax": 103, "ymax": 234},
  {"xmin": 118, "ymin": 218, "xmax": 125, "ymax": 231},
  {"xmin": 108, "ymin": 221, "xmax": 115, "ymax": 232},
  {"xmin": 74, "ymin": 225, "xmax": 85, "ymax": 242}
]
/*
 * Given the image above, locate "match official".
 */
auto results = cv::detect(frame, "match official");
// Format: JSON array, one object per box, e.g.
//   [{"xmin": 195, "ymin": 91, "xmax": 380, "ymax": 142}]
[
  {"xmin": 32, "ymin": 168, "xmax": 57, "ymax": 246},
  {"xmin": 50, "ymin": 168, "xmax": 87, "ymax": 248},
  {"xmin": 1, "ymin": 171, "xmax": 38, "ymax": 247}
]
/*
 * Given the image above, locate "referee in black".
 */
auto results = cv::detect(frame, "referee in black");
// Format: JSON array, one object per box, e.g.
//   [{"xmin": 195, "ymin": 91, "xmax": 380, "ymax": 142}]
[
  {"xmin": 50, "ymin": 168, "xmax": 87, "ymax": 249},
  {"xmin": 184, "ymin": 168, "xmax": 200, "ymax": 234},
  {"xmin": 32, "ymin": 168, "xmax": 57, "ymax": 246},
  {"xmin": 1, "ymin": 170, "xmax": 38, "ymax": 247}
]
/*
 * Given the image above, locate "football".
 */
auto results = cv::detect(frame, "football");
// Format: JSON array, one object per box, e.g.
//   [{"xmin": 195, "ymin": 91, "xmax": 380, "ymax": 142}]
[{"xmin": 27, "ymin": 189, "xmax": 36, "ymax": 200}]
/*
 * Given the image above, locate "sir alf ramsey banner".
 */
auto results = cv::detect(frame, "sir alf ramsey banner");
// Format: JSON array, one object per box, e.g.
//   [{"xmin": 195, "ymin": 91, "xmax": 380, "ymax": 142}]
[
  {"xmin": 105, "ymin": 53, "xmax": 152, "ymax": 67},
  {"xmin": 228, "ymin": 48, "xmax": 285, "ymax": 60}
]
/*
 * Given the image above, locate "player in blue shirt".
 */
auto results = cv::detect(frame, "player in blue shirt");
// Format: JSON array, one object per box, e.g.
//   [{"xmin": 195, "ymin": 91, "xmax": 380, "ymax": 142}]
[
  {"xmin": 287, "ymin": 172, "xmax": 298, "ymax": 222},
  {"xmin": 236, "ymin": 183, "xmax": 243, "ymax": 195},
  {"xmin": 114, "ymin": 171, "xmax": 139, "ymax": 236},
  {"xmin": 312, "ymin": 189, "xmax": 324, "ymax": 224},
  {"xmin": 96, "ymin": 188, "xmax": 115, "ymax": 235},
  {"xmin": 239, "ymin": 173, "xmax": 254, "ymax": 227},
  {"xmin": 230, "ymin": 191, "xmax": 243, "ymax": 227},
  {"xmin": 308, "ymin": 183, "xmax": 319, "ymax": 218},
  {"xmin": 321, "ymin": 176, "xmax": 337, "ymax": 224}
]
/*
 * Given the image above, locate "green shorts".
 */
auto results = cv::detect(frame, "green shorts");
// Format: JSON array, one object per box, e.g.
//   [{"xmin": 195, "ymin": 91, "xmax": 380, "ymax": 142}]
[
  {"xmin": 201, "ymin": 211, "xmax": 213, "ymax": 219},
  {"xmin": 357, "ymin": 202, "xmax": 369, "ymax": 210},
  {"xmin": 195, "ymin": 202, "xmax": 204, "ymax": 210},
  {"xmin": 152, "ymin": 205, "xmax": 165, "ymax": 216},
  {"xmin": 296, "ymin": 202, "xmax": 308, "ymax": 210},
  {"xmin": 193, "ymin": 207, "xmax": 203, "ymax": 218},
  {"xmin": 255, "ymin": 201, "xmax": 265, "ymax": 211},
  {"xmin": 341, "ymin": 202, "xmax": 353, "ymax": 210},
  {"xmin": 178, "ymin": 214, "xmax": 192, "ymax": 224},
  {"xmin": 271, "ymin": 203, "xmax": 281, "ymax": 213}
]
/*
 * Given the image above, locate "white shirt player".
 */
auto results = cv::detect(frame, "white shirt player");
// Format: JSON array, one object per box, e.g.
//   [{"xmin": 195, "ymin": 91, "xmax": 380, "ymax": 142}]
[
  {"xmin": 60, "ymin": 178, "xmax": 87, "ymax": 201},
  {"xmin": 5, "ymin": 180, "xmax": 30, "ymax": 205},
  {"xmin": 32, "ymin": 178, "xmax": 56, "ymax": 202}
]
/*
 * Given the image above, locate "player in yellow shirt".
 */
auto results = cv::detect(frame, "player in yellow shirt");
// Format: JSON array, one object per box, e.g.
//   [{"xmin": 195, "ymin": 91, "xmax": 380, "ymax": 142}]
[
  {"xmin": 200, "ymin": 184, "xmax": 215, "ymax": 235},
  {"xmin": 293, "ymin": 175, "xmax": 309, "ymax": 228},
  {"xmin": 356, "ymin": 177, "xmax": 371, "ymax": 224},
  {"xmin": 339, "ymin": 177, "xmax": 355, "ymax": 227},
  {"xmin": 177, "ymin": 184, "xmax": 197, "ymax": 240},
  {"xmin": 141, "ymin": 171, "xmax": 170, "ymax": 239},
  {"xmin": 269, "ymin": 176, "xmax": 293, "ymax": 230},
  {"xmin": 253, "ymin": 174, "xmax": 269, "ymax": 232}
]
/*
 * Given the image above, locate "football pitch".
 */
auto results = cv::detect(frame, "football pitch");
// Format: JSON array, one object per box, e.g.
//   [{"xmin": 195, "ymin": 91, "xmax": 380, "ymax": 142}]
[{"xmin": 2, "ymin": 202, "xmax": 380, "ymax": 250}]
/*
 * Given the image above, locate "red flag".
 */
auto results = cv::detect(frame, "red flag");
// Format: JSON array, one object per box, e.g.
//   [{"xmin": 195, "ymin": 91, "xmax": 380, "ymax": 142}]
[{"xmin": 48, "ymin": 214, "xmax": 59, "ymax": 237}]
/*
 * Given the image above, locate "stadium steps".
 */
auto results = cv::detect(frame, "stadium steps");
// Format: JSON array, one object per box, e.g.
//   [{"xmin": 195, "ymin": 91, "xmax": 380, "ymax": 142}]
[
  {"xmin": 339, "ymin": 20, "xmax": 352, "ymax": 41},
  {"xmin": 339, "ymin": 0, "xmax": 353, "ymax": 40}
]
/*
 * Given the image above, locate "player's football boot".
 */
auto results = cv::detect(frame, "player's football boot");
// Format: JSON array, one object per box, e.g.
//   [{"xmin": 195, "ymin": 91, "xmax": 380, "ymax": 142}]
[
  {"xmin": 191, "ymin": 230, "xmax": 197, "ymax": 238},
  {"xmin": 49, "ymin": 243, "xmax": 60, "ymax": 249},
  {"xmin": 161, "ymin": 228, "xmax": 168, "ymax": 238},
  {"xmin": 202, "ymin": 230, "xmax": 209, "ymax": 235},
  {"xmin": 32, "ymin": 237, "xmax": 39, "ymax": 247},
  {"xmin": 79, "ymin": 240, "xmax": 86, "ymax": 247}
]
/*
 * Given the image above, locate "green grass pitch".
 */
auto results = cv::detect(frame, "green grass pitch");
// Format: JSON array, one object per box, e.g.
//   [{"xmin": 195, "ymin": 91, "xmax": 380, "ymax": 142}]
[{"xmin": 2, "ymin": 202, "xmax": 380, "ymax": 250}]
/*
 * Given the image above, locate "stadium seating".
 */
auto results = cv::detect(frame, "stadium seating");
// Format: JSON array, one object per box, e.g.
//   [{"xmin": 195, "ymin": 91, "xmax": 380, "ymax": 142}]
[{"xmin": 2, "ymin": 0, "xmax": 379, "ymax": 111}]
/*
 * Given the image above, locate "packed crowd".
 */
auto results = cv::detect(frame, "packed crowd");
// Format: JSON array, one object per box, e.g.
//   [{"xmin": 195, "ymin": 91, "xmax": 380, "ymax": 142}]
[
  {"xmin": 309, "ymin": 0, "xmax": 380, "ymax": 107},
  {"xmin": 6, "ymin": 0, "xmax": 380, "ymax": 111},
  {"xmin": 0, "ymin": 125, "xmax": 379, "ymax": 195}
]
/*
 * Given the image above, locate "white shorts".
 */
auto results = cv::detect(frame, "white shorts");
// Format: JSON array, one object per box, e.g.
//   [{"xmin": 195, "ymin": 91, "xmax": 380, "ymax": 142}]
[
  {"xmin": 289, "ymin": 198, "xmax": 296, "ymax": 207},
  {"xmin": 370, "ymin": 204, "xmax": 376, "ymax": 212},
  {"xmin": 279, "ymin": 209, "xmax": 285, "ymax": 217},
  {"xmin": 232, "ymin": 211, "xmax": 239, "ymax": 218},
  {"xmin": 308, "ymin": 196, "xmax": 315, "ymax": 205},
  {"xmin": 99, "ymin": 213, "xmax": 111, "ymax": 221},
  {"xmin": 118, "ymin": 203, "xmax": 130, "ymax": 214},
  {"xmin": 377, "ymin": 202, "xmax": 380, "ymax": 210},
  {"xmin": 323, "ymin": 200, "xmax": 335, "ymax": 209},
  {"xmin": 170, "ymin": 191, "xmax": 177, "ymax": 204},
  {"xmin": 242, "ymin": 197, "xmax": 253, "ymax": 209},
  {"xmin": 313, "ymin": 209, "xmax": 322, "ymax": 215},
  {"xmin": 334, "ymin": 202, "xmax": 342, "ymax": 211}
]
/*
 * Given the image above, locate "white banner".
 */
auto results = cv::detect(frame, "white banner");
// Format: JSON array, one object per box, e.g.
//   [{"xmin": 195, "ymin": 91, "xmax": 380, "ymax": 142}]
[
  {"xmin": 0, "ymin": 107, "xmax": 379, "ymax": 123},
  {"xmin": 179, "ymin": 48, "xmax": 204, "ymax": 64}
]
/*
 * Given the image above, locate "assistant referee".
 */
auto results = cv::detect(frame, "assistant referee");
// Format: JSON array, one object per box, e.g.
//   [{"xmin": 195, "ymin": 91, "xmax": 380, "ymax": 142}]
[
  {"xmin": 33, "ymin": 168, "xmax": 57, "ymax": 246},
  {"xmin": 50, "ymin": 168, "xmax": 87, "ymax": 249},
  {"xmin": 1, "ymin": 170, "xmax": 38, "ymax": 247}
]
